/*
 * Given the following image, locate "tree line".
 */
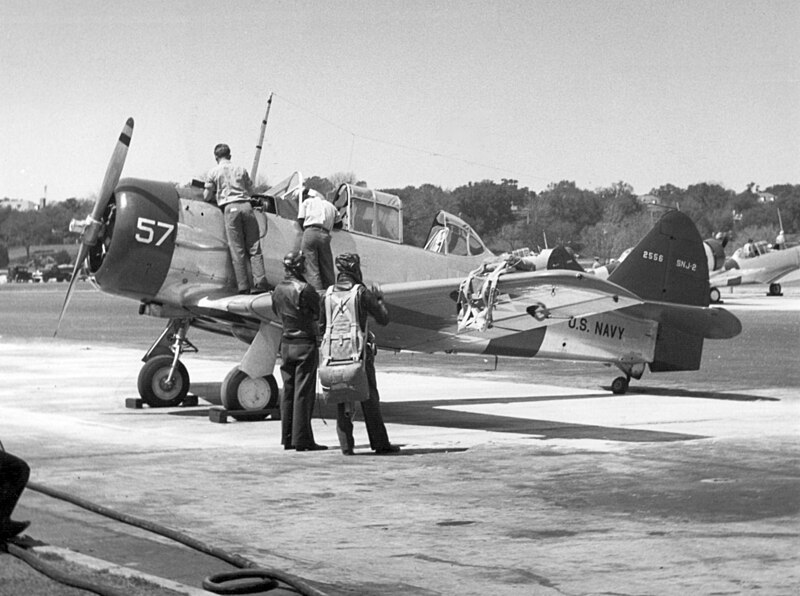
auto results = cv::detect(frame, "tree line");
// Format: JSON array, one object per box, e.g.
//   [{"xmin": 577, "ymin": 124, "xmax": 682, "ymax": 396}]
[{"xmin": 2, "ymin": 179, "xmax": 799, "ymax": 268}]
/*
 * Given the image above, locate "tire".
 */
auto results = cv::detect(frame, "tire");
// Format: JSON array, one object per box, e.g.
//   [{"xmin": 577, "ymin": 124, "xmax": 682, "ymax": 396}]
[
  {"xmin": 611, "ymin": 376, "xmax": 629, "ymax": 395},
  {"xmin": 137, "ymin": 355, "xmax": 189, "ymax": 407},
  {"xmin": 709, "ymin": 287, "xmax": 721, "ymax": 304},
  {"xmin": 769, "ymin": 283, "xmax": 782, "ymax": 296},
  {"xmin": 220, "ymin": 367, "xmax": 279, "ymax": 415}
]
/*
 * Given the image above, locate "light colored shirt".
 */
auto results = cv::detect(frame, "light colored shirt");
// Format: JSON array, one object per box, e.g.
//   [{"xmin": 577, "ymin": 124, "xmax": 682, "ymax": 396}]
[
  {"xmin": 204, "ymin": 159, "xmax": 252, "ymax": 207},
  {"xmin": 298, "ymin": 195, "xmax": 340, "ymax": 231}
]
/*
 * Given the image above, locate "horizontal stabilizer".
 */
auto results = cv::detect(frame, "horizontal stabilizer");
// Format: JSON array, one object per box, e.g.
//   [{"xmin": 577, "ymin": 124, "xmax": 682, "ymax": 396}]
[{"xmin": 623, "ymin": 301, "xmax": 741, "ymax": 339}]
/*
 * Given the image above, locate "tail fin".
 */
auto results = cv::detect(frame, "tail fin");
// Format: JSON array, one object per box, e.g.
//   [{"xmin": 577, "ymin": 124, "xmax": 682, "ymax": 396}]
[
  {"xmin": 608, "ymin": 210, "xmax": 710, "ymax": 307},
  {"xmin": 609, "ymin": 210, "xmax": 711, "ymax": 372}
]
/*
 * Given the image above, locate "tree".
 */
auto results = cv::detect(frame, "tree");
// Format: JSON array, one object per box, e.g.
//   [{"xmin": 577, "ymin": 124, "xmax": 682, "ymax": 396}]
[
  {"xmin": 304, "ymin": 175, "xmax": 334, "ymax": 197},
  {"xmin": 451, "ymin": 179, "xmax": 522, "ymax": 237},
  {"xmin": 383, "ymin": 184, "xmax": 455, "ymax": 247},
  {"xmin": 328, "ymin": 171, "xmax": 359, "ymax": 190},
  {"xmin": 650, "ymin": 184, "xmax": 686, "ymax": 209},
  {"xmin": 680, "ymin": 183, "xmax": 736, "ymax": 237},
  {"xmin": 535, "ymin": 181, "xmax": 603, "ymax": 247},
  {"xmin": 596, "ymin": 181, "xmax": 642, "ymax": 223}
]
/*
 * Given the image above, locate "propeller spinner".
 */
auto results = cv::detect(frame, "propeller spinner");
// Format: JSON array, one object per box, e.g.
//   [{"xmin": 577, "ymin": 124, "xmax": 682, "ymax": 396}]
[{"xmin": 55, "ymin": 118, "xmax": 134, "ymax": 336}]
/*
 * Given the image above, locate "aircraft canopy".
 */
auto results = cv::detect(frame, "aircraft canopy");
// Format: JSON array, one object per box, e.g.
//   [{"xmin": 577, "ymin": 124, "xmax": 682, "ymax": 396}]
[
  {"xmin": 424, "ymin": 211, "xmax": 488, "ymax": 257},
  {"xmin": 333, "ymin": 184, "xmax": 403, "ymax": 243}
]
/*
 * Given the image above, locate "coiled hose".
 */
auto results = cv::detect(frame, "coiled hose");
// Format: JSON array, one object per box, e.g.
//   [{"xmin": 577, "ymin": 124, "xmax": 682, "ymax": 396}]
[{"xmin": 16, "ymin": 481, "xmax": 330, "ymax": 596}]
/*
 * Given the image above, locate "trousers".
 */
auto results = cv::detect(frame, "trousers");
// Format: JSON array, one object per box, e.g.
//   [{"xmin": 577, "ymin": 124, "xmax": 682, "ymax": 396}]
[
  {"xmin": 300, "ymin": 227, "xmax": 334, "ymax": 292},
  {"xmin": 335, "ymin": 356, "xmax": 391, "ymax": 452},
  {"xmin": 223, "ymin": 201, "xmax": 267, "ymax": 292},
  {"xmin": 279, "ymin": 340, "xmax": 318, "ymax": 449}
]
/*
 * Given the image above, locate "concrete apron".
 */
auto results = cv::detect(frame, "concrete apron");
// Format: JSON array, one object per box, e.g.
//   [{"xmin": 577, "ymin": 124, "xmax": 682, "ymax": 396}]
[{"xmin": 1, "ymin": 340, "xmax": 798, "ymax": 596}]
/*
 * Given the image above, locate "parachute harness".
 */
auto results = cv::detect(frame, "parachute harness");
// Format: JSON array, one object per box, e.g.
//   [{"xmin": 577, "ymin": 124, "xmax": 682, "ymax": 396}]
[{"xmin": 456, "ymin": 257, "xmax": 517, "ymax": 333}]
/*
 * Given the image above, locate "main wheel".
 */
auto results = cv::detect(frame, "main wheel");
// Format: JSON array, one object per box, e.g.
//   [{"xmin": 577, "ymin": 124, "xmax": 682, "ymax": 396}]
[
  {"xmin": 137, "ymin": 355, "xmax": 189, "ymax": 407},
  {"xmin": 611, "ymin": 376, "xmax": 629, "ymax": 395},
  {"xmin": 220, "ymin": 367, "xmax": 279, "ymax": 415},
  {"xmin": 769, "ymin": 283, "xmax": 782, "ymax": 296},
  {"xmin": 709, "ymin": 287, "xmax": 721, "ymax": 304}
]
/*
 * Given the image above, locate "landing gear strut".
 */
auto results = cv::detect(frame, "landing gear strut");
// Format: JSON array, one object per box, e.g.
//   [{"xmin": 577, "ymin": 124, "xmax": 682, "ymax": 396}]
[
  {"xmin": 137, "ymin": 318, "xmax": 196, "ymax": 407},
  {"xmin": 610, "ymin": 362, "xmax": 644, "ymax": 395}
]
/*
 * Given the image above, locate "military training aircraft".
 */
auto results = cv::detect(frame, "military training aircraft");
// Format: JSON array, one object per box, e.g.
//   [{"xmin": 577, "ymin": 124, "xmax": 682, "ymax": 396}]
[
  {"xmin": 56, "ymin": 118, "xmax": 742, "ymax": 413},
  {"xmin": 707, "ymin": 219, "xmax": 800, "ymax": 303}
]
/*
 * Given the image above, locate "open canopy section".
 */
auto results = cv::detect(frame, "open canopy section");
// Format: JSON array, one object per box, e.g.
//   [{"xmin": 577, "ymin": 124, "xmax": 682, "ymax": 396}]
[
  {"xmin": 333, "ymin": 184, "xmax": 403, "ymax": 243},
  {"xmin": 265, "ymin": 171, "xmax": 303, "ymax": 220},
  {"xmin": 424, "ymin": 210, "xmax": 489, "ymax": 257}
]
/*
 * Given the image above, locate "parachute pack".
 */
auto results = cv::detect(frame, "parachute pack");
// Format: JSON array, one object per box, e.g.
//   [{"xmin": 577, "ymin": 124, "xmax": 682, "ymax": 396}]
[{"xmin": 318, "ymin": 286, "xmax": 369, "ymax": 403}]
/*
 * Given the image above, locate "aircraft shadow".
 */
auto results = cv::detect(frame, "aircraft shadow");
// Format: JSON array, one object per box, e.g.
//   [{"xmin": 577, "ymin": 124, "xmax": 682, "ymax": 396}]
[
  {"xmin": 168, "ymin": 408, "xmax": 214, "ymax": 418},
  {"xmin": 347, "ymin": 446, "xmax": 469, "ymax": 456},
  {"xmin": 618, "ymin": 386, "xmax": 780, "ymax": 402},
  {"xmin": 376, "ymin": 396, "xmax": 705, "ymax": 443},
  {"xmin": 160, "ymin": 392, "xmax": 720, "ymax": 442}
]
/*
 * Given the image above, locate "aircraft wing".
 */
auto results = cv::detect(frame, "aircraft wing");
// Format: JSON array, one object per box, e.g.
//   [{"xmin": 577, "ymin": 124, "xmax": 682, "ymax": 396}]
[
  {"xmin": 195, "ymin": 292, "xmax": 279, "ymax": 324},
  {"xmin": 377, "ymin": 270, "xmax": 645, "ymax": 351},
  {"xmin": 378, "ymin": 269, "xmax": 739, "ymax": 352},
  {"xmin": 711, "ymin": 264, "xmax": 799, "ymax": 286}
]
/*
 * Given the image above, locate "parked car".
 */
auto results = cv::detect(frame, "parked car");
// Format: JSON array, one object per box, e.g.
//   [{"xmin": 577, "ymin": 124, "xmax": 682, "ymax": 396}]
[
  {"xmin": 7, "ymin": 265, "xmax": 33, "ymax": 283},
  {"xmin": 39, "ymin": 263, "xmax": 73, "ymax": 282}
]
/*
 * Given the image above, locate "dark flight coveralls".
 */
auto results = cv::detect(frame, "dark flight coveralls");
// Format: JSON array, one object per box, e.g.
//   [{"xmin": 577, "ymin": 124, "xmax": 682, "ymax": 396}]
[
  {"xmin": 321, "ymin": 273, "xmax": 393, "ymax": 454},
  {"xmin": 271, "ymin": 273, "xmax": 321, "ymax": 450},
  {"xmin": 0, "ymin": 446, "xmax": 30, "ymax": 541}
]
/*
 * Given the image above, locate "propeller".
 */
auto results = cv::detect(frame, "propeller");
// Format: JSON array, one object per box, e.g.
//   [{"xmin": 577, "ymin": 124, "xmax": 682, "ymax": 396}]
[{"xmin": 55, "ymin": 117, "xmax": 134, "ymax": 336}]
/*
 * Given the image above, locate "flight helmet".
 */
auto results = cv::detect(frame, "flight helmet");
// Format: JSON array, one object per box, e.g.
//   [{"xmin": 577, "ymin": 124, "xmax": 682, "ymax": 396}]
[
  {"xmin": 335, "ymin": 252, "xmax": 362, "ymax": 282},
  {"xmin": 283, "ymin": 250, "xmax": 306, "ymax": 274}
]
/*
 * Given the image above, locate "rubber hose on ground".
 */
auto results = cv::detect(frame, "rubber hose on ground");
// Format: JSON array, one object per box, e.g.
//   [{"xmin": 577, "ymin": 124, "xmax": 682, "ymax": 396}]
[
  {"xmin": 26, "ymin": 481, "xmax": 330, "ymax": 596},
  {"xmin": 6, "ymin": 542, "xmax": 129, "ymax": 596}
]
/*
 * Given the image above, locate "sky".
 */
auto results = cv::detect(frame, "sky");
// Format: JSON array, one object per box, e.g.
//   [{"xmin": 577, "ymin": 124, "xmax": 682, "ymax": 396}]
[{"xmin": 1, "ymin": 0, "xmax": 798, "ymax": 202}]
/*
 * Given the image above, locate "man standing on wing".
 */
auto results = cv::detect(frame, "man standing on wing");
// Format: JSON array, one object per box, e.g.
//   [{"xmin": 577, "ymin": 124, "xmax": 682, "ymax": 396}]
[{"xmin": 204, "ymin": 143, "xmax": 269, "ymax": 294}]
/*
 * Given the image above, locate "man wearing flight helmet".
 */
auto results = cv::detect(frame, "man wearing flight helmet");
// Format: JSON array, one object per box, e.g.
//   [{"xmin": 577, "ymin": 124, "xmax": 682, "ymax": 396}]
[
  {"xmin": 271, "ymin": 251, "xmax": 327, "ymax": 452},
  {"xmin": 321, "ymin": 252, "xmax": 400, "ymax": 455}
]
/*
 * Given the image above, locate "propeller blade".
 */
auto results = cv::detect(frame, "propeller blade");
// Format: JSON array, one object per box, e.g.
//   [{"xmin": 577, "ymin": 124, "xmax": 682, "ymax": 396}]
[
  {"xmin": 84, "ymin": 117, "xmax": 134, "ymax": 247},
  {"xmin": 54, "ymin": 244, "xmax": 89, "ymax": 336},
  {"xmin": 55, "ymin": 118, "xmax": 134, "ymax": 336}
]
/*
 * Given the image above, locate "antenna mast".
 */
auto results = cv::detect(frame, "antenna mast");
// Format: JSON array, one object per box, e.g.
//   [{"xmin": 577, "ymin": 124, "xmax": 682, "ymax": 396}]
[{"xmin": 250, "ymin": 92, "xmax": 273, "ymax": 183}]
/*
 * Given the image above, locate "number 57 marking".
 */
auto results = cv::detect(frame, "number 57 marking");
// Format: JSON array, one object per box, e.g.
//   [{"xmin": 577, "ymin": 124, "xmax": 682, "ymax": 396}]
[{"xmin": 135, "ymin": 217, "xmax": 175, "ymax": 246}]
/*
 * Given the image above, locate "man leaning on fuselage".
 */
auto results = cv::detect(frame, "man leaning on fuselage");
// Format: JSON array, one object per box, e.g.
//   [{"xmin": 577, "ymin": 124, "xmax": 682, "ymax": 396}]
[
  {"xmin": 297, "ymin": 188, "xmax": 341, "ymax": 292},
  {"xmin": 203, "ymin": 143, "xmax": 269, "ymax": 294}
]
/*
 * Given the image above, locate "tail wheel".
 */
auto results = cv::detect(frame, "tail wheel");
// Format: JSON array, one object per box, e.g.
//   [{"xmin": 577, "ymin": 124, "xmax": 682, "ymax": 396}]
[
  {"xmin": 221, "ymin": 367, "xmax": 279, "ymax": 416},
  {"xmin": 611, "ymin": 376, "xmax": 629, "ymax": 395},
  {"xmin": 768, "ymin": 283, "xmax": 782, "ymax": 296},
  {"xmin": 137, "ymin": 355, "xmax": 189, "ymax": 407},
  {"xmin": 709, "ymin": 287, "xmax": 721, "ymax": 304}
]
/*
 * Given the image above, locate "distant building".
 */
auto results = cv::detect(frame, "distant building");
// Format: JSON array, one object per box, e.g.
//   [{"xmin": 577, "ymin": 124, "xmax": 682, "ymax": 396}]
[
  {"xmin": 1, "ymin": 197, "xmax": 38, "ymax": 211},
  {"xmin": 756, "ymin": 191, "xmax": 776, "ymax": 203},
  {"xmin": 637, "ymin": 194, "xmax": 662, "ymax": 206}
]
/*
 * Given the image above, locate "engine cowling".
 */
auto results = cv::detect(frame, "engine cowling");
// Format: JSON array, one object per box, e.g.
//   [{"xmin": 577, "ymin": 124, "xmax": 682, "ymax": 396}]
[{"xmin": 92, "ymin": 178, "xmax": 179, "ymax": 301}]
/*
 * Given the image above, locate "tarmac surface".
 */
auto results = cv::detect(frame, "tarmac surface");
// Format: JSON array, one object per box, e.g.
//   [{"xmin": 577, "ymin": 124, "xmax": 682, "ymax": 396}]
[{"xmin": 1, "ymin": 283, "xmax": 798, "ymax": 595}]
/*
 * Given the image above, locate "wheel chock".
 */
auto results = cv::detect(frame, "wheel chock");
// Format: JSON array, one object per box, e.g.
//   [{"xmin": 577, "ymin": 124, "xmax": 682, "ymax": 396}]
[
  {"xmin": 125, "ymin": 396, "xmax": 198, "ymax": 409},
  {"xmin": 209, "ymin": 407, "xmax": 229, "ymax": 423},
  {"xmin": 208, "ymin": 407, "xmax": 280, "ymax": 423}
]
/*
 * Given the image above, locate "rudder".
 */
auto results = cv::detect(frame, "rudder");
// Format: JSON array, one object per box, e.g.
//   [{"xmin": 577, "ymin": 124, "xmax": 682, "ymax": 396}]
[
  {"xmin": 608, "ymin": 210, "xmax": 710, "ymax": 307},
  {"xmin": 609, "ymin": 210, "xmax": 711, "ymax": 372}
]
